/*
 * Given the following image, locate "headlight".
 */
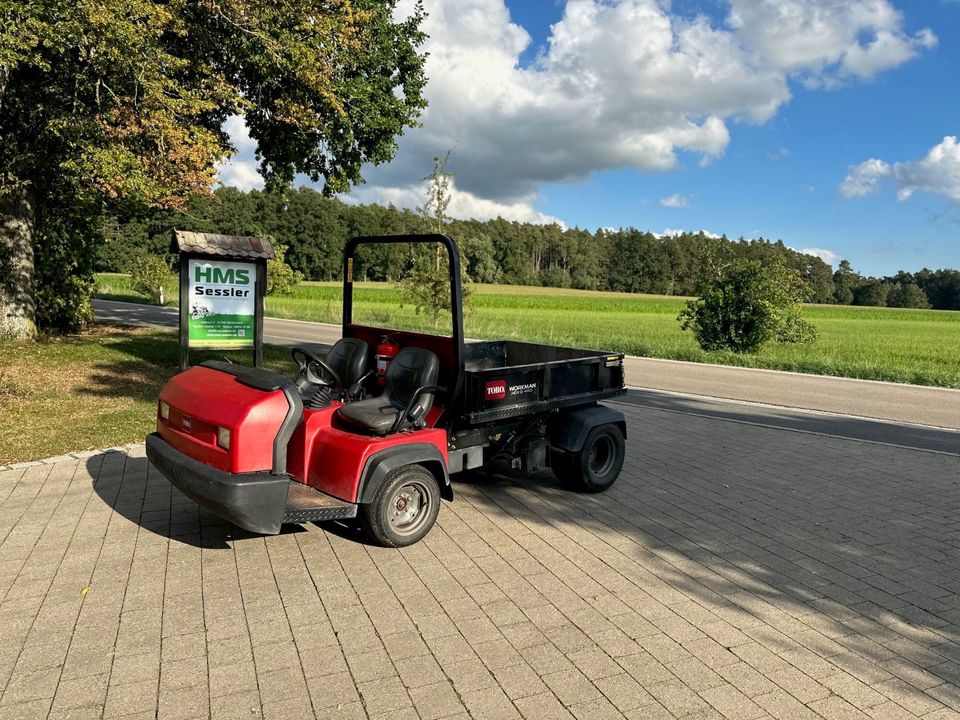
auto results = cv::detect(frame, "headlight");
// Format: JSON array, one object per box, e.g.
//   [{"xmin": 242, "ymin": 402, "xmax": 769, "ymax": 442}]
[
  {"xmin": 159, "ymin": 400, "xmax": 170, "ymax": 420},
  {"xmin": 217, "ymin": 426, "xmax": 231, "ymax": 450}
]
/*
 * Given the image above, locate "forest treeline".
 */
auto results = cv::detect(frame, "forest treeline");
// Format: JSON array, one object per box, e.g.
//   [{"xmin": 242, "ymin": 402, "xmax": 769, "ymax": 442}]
[{"xmin": 101, "ymin": 186, "xmax": 960, "ymax": 310}]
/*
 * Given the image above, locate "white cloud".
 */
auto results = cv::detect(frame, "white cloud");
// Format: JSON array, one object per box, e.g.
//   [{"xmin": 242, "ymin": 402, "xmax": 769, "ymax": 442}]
[
  {"xmin": 768, "ymin": 147, "xmax": 790, "ymax": 160},
  {"xmin": 840, "ymin": 158, "xmax": 891, "ymax": 198},
  {"xmin": 217, "ymin": 159, "xmax": 264, "ymax": 192},
  {"xmin": 657, "ymin": 228, "xmax": 722, "ymax": 239},
  {"xmin": 348, "ymin": 180, "xmax": 564, "ymax": 225},
  {"xmin": 840, "ymin": 137, "xmax": 960, "ymax": 202},
  {"xmin": 219, "ymin": 0, "xmax": 933, "ymax": 223},
  {"xmin": 660, "ymin": 193, "xmax": 689, "ymax": 208},
  {"xmin": 216, "ymin": 116, "xmax": 264, "ymax": 192},
  {"xmin": 799, "ymin": 247, "xmax": 843, "ymax": 266},
  {"xmin": 727, "ymin": 0, "xmax": 935, "ymax": 86}
]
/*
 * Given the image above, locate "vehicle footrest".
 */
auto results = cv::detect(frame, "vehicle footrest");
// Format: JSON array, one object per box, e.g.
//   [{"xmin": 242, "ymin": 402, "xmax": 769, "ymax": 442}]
[{"xmin": 282, "ymin": 482, "xmax": 358, "ymax": 524}]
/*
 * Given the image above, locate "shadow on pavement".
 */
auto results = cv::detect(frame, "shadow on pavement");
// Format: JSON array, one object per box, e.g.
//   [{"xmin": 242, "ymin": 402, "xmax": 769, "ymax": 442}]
[
  {"xmin": 86, "ymin": 451, "xmax": 308, "ymax": 550},
  {"xmin": 85, "ymin": 388, "xmax": 960, "ymax": 705},
  {"xmin": 619, "ymin": 388, "xmax": 960, "ymax": 455},
  {"xmin": 455, "ymin": 391, "xmax": 960, "ymax": 701}
]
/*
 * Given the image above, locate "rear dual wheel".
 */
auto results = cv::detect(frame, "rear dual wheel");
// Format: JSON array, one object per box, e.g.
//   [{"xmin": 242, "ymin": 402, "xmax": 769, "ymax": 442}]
[
  {"xmin": 551, "ymin": 423, "xmax": 625, "ymax": 493},
  {"xmin": 360, "ymin": 465, "xmax": 441, "ymax": 547}
]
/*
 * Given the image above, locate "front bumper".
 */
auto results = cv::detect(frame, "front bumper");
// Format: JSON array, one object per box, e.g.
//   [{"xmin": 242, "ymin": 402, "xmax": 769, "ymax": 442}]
[
  {"xmin": 146, "ymin": 433, "xmax": 358, "ymax": 535},
  {"xmin": 147, "ymin": 432, "xmax": 290, "ymax": 534}
]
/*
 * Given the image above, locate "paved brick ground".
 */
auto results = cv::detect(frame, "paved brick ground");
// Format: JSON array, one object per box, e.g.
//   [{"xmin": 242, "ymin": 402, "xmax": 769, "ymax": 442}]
[{"xmin": 2, "ymin": 399, "xmax": 960, "ymax": 719}]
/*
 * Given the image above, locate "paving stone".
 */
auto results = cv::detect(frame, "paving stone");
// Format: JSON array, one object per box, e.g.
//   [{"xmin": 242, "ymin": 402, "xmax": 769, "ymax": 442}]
[
  {"xmin": 305, "ymin": 670, "xmax": 360, "ymax": 709},
  {"xmin": 542, "ymin": 668, "xmax": 603, "ymax": 707},
  {"xmin": 409, "ymin": 680, "xmax": 465, "ymax": 720},
  {"xmin": 445, "ymin": 657, "xmax": 497, "ymax": 693},
  {"xmin": 4, "ymin": 408, "xmax": 960, "ymax": 720},
  {"xmin": 699, "ymin": 683, "xmax": 766, "ymax": 719},
  {"xmin": 357, "ymin": 675, "xmax": 411, "ymax": 716},
  {"xmin": 594, "ymin": 672, "xmax": 652, "ymax": 713}
]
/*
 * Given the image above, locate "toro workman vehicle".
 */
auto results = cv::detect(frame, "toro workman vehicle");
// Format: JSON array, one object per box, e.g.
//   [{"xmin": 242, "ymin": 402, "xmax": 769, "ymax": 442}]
[{"xmin": 147, "ymin": 235, "xmax": 627, "ymax": 546}]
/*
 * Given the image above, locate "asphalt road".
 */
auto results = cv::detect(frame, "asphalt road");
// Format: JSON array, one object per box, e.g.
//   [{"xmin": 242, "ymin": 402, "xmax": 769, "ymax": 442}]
[{"xmin": 93, "ymin": 298, "xmax": 960, "ymax": 433}]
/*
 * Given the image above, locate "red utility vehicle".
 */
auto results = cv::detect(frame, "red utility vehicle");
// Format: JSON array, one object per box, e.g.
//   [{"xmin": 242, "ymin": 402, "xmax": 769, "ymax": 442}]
[{"xmin": 147, "ymin": 235, "xmax": 627, "ymax": 546}]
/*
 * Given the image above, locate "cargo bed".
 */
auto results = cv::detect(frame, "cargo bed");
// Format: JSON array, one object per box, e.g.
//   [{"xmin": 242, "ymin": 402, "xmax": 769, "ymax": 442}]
[{"xmin": 460, "ymin": 340, "xmax": 626, "ymax": 425}]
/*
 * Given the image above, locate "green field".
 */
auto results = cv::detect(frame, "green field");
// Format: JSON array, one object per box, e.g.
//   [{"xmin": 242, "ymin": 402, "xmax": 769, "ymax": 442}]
[{"xmin": 95, "ymin": 274, "xmax": 960, "ymax": 388}]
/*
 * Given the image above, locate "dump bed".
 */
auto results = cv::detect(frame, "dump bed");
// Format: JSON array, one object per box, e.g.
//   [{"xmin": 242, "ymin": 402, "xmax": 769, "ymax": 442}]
[{"xmin": 461, "ymin": 340, "xmax": 625, "ymax": 425}]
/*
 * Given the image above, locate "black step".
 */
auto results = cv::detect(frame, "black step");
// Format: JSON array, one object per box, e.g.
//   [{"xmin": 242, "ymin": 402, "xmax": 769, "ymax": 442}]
[{"xmin": 282, "ymin": 482, "xmax": 358, "ymax": 524}]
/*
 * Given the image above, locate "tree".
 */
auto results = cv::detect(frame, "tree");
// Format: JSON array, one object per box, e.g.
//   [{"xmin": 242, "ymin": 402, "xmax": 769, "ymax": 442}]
[
  {"xmin": 130, "ymin": 254, "xmax": 171, "ymax": 305},
  {"xmin": 832, "ymin": 259, "xmax": 861, "ymax": 305},
  {"xmin": 398, "ymin": 152, "xmax": 471, "ymax": 326},
  {"xmin": 607, "ymin": 230, "xmax": 671, "ymax": 294},
  {"xmin": 0, "ymin": 0, "xmax": 427, "ymax": 338},
  {"xmin": 887, "ymin": 283, "xmax": 930, "ymax": 309},
  {"xmin": 678, "ymin": 260, "xmax": 817, "ymax": 353},
  {"xmin": 267, "ymin": 243, "xmax": 303, "ymax": 296},
  {"xmin": 852, "ymin": 280, "xmax": 891, "ymax": 307}
]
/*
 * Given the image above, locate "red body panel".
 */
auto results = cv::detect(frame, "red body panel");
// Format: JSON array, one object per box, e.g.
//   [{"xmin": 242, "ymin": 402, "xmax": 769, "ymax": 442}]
[
  {"xmin": 306, "ymin": 424, "xmax": 447, "ymax": 502},
  {"xmin": 287, "ymin": 404, "xmax": 448, "ymax": 502},
  {"xmin": 157, "ymin": 366, "xmax": 289, "ymax": 473},
  {"xmin": 157, "ymin": 364, "xmax": 449, "ymax": 503},
  {"xmin": 285, "ymin": 404, "xmax": 341, "ymax": 484}
]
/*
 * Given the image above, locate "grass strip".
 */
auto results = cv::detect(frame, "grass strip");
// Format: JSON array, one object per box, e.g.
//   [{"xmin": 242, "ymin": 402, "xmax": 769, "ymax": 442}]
[
  {"xmin": 0, "ymin": 324, "xmax": 296, "ymax": 465},
  {"xmin": 96, "ymin": 275, "xmax": 960, "ymax": 388}
]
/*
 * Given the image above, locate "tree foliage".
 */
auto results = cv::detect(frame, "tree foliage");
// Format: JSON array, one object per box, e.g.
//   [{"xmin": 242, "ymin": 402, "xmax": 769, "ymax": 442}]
[
  {"xmin": 130, "ymin": 253, "xmax": 171, "ymax": 305},
  {"xmin": 397, "ymin": 153, "xmax": 472, "ymax": 327},
  {"xmin": 267, "ymin": 244, "xmax": 303, "ymax": 296},
  {"xmin": 678, "ymin": 260, "xmax": 817, "ymax": 354},
  {"xmin": 0, "ymin": 0, "xmax": 427, "ymax": 337},
  {"xmin": 101, "ymin": 185, "xmax": 960, "ymax": 313}
]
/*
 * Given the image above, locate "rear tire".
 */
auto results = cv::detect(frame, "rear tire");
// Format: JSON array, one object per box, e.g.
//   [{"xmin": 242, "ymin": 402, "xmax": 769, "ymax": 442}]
[
  {"xmin": 551, "ymin": 424, "xmax": 625, "ymax": 493},
  {"xmin": 360, "ymin": 465, "xmax": 441, "ymax": 547}
]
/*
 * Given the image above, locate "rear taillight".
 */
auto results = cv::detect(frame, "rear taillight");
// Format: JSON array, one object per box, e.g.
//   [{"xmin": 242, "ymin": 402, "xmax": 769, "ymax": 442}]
[
  {"xmin": 159, "ymin": 400, "xmax": 170, "ymax": 420},
  {"xmin": 217, "ymin": 426, "xmax": 231, "ymax": 450}
]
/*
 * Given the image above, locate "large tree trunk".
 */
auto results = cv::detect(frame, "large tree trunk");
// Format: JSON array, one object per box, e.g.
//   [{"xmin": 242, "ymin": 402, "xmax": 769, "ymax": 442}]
[{"xmin": 0, "ymin": 187, "xmax": 37, "ymax": 340}]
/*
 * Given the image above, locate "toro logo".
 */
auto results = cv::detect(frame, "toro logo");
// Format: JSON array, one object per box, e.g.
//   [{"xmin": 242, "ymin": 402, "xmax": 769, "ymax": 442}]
[{"xmin": 485, "ymin": 380, "xmax": 507, "ymax": 401}]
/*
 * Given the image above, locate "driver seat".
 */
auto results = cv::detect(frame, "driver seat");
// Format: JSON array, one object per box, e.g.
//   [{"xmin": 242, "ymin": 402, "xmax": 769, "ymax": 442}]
[
  {"xmin": 295, "ymin": 338, "xmax": 370, "ymax": 404},
  {"xmin": 338, "ymin": 347, "xmax": 440, "ymax": 435},
  {"xmin": 325, "ymin": 338, "xmax": 370, "ymax": 392}
]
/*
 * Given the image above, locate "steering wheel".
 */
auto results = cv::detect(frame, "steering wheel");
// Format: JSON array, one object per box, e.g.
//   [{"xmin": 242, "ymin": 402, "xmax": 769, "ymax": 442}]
[{"xmin": 290, "ymin": 347, "xmax": 341, "ymax": 389}]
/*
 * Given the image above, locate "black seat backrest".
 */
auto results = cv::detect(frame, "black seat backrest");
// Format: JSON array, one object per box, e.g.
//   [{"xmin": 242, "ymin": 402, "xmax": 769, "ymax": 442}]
[
  {"xmin": 326, "ymin": 338, "xmax": 369, "ymax": 387},
  {"xmin": 383, "ymin": 347, "xmax": 440, "ymax": 416}
]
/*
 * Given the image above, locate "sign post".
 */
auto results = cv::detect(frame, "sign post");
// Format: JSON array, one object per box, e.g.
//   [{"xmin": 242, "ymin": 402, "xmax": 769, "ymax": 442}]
[{"xmin": 172, "ymin": 231, "xmax": 275, "ymax": 370}]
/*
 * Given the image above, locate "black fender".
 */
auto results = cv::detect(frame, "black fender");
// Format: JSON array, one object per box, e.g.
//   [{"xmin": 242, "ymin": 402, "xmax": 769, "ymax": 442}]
[
  {"xmin": 357, "ymin": 443, "xmax": 453, "ymax": 504},
  {"xmin": 548, "ymin": 403, "xmax": 626, "ymax": 453}
]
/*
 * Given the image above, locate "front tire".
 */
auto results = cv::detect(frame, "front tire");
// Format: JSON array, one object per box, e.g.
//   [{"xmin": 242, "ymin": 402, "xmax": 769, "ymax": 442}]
[
  {"xmin": 551, "ymin": 424, "xmax": 625, "ymax": 493},
  {"xmin": 360, "ymin": 465, "xmax": 441, "ymax": 547}
]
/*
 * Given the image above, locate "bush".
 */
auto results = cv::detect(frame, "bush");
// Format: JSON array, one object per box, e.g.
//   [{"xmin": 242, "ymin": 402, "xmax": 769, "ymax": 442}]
[
  {"xmin": 678, "ymin": 260, "xmax": 817, "ymax": 353},
  {"xmin": 130, "ymin": 254, "xmax": 172, "ymax": 304},
  {"xmin": 267, "ymin": 243, "xmax": 303, "ymax": 295},
  {"xmin": 34, "ymin": 221, "xmax": 96, "ymax": 333}
]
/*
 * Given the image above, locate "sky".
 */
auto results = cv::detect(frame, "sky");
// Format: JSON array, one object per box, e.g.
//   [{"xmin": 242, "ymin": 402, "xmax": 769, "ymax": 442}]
[{"xmin": 218, "ymin": 0, "xmax": 960, "ymax": 277}]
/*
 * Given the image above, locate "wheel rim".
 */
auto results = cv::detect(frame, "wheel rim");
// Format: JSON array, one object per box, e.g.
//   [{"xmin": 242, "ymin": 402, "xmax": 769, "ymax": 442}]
[
  {"xmin": 387, "ymin": 481, "xmax": 432, "ymax": 537},
  {"xmin": 588, "ymin": 435, "xmax": 615, "ymax": 477}
]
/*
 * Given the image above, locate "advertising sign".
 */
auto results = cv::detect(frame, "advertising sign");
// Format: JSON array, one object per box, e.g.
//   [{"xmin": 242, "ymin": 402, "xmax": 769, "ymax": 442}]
[{"xmin": 187, "ymin": 259, "xmax": 256, "ymax": 348}]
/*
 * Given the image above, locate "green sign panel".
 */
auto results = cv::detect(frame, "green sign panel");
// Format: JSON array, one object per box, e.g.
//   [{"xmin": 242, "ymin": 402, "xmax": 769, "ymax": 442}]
[{"xmin": 187, "ymin": 259, "xmax": 255, "ymax": 348}]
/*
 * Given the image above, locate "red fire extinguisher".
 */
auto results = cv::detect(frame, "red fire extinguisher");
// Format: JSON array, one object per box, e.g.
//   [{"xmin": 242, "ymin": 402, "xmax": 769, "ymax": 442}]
[{"xmin": 375, "ymin": 335, "xmax": 400, "ymax": 387}]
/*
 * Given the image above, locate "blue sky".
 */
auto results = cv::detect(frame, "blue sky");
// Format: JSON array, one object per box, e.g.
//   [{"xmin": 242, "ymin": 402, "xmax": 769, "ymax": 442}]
[
  {"xmin": 529, "ymin": 2, "xmax": 960, "ymax": 276},
  {"xmin": 220, "ymin": 0, "xmax": 960, "ymax": 276}
]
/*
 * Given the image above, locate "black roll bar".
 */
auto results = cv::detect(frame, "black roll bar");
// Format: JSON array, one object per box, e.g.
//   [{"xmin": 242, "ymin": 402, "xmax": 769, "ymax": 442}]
[{"xmin": 342, "ymin": 234, "xmax": 466, "ymax": 430}]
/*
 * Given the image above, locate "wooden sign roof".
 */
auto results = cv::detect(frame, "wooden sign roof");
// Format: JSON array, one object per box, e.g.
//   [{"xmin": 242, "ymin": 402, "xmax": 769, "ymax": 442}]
[{"xmin": 171, "ymin": 230, "xmax": 276, "ymax": 260}]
